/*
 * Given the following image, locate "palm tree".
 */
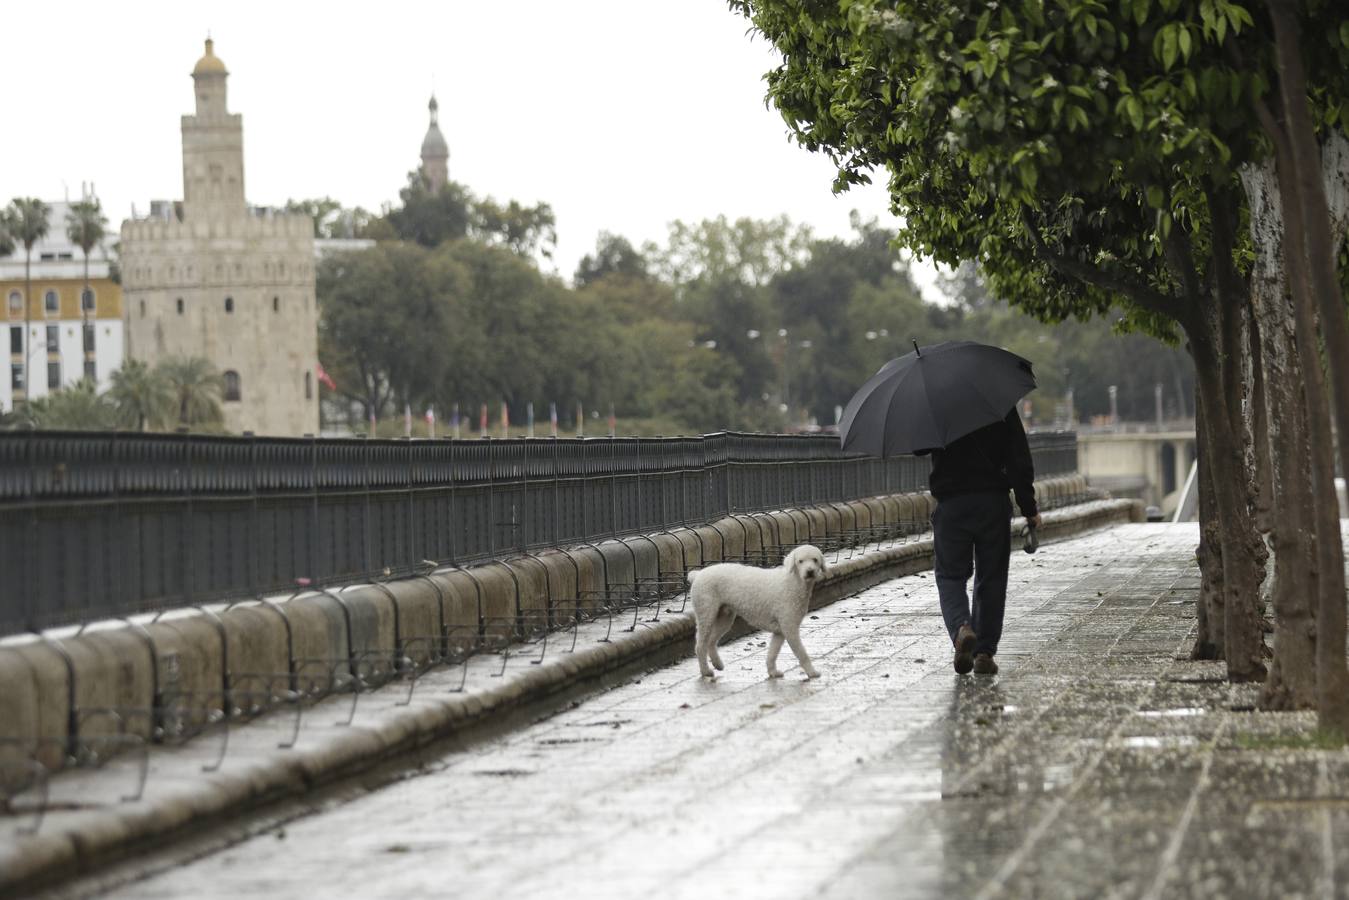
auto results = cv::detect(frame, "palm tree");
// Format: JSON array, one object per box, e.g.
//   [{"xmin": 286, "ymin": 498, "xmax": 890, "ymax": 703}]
[
  {"xmin": 8, "ymin": 198, "xmax": 51, "ymax": 405},
  {"xmin": 31, "ymin": 378, "xmax": 116, "ymax": 430},
  {"xmin": 66, "ymin": 197, "xmax": 107, "ymax": 379},
  {"xmin": 0, "ymin": 211, "xmax": 14, "ymax": 259},
  {"xmin": 158, "ymin": 356, "xmax": 225, "ymax": 430},
  {"xmin": 108, "ymin": 359, "xmax": 173, "ymax": 431}
]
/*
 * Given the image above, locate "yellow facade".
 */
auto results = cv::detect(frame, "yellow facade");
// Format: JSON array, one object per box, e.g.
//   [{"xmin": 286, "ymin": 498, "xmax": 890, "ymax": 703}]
[{"xmin": 1, "ymin": 276, "xmax": 123, "ymax": 321}]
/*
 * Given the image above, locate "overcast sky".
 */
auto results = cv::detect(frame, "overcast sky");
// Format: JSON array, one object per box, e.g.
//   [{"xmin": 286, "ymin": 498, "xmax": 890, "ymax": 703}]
[{"xmin": 4, "ymin": 0, "xmax": 943, "ymax": 299}]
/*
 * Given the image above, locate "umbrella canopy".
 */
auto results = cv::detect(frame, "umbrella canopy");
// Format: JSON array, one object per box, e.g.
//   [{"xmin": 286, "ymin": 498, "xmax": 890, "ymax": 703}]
[{"xmin": 839, "ymin": 340, "xmax": 1036, "ymax": 456}]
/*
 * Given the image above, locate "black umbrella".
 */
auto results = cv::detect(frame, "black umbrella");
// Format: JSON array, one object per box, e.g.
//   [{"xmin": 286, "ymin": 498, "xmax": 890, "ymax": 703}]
[{"xmin": 839, "ymin": 340, "xmax": 1036, "ymax": 456}]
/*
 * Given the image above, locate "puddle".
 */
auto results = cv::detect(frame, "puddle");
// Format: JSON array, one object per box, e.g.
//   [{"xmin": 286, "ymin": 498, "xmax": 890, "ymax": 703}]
[{"xmin": 1120, "ymin": 736, "xmax": 1200, "ymax": 749}]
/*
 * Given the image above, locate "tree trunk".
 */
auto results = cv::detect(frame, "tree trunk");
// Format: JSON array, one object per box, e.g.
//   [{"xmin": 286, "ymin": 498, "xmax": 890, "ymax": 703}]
[
  {"xmin": 1191, "ymin": 319, "xmax": 1267, "ymax": 682},
  {"xmin": 1192, "ymin": 389, "xmax": 1224, "ymax": 661},
  {"xmin": 1242, "ymin": 160, "xmax": 1317, "ymax": 710},
  {"xmin": 1264, "ymin": 2, "xmax": 1349, "ymax": 735},
  {"xmin": 23, "ymin": 251, "xmax": 32, "ymax": 406}
]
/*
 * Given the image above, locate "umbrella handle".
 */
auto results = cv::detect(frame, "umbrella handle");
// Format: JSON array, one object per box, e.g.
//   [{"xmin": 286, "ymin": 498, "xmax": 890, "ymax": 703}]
[{"xmin": 1021, "ymin": 524, "xmax": 1039, "ymax": 554}]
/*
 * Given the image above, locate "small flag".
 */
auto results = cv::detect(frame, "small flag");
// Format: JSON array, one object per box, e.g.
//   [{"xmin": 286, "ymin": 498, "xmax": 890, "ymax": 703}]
[
  {"xmin": 316, "ymin": 362, "xmax": 337, "ymax": 391},
  {"xmin": 527, "ymin": 402, "xmax": 534, "ymax": 438},
  {"xmin": 549, "ymin": 402, "xmax": 558, "ymax": 438},
  {"xmin": 425, "ymin": 406, "xmax": 436, "ymax": 439},
  {"xmin": 479, "ymin": 403, "xmax": 488, "ymax": 437}
]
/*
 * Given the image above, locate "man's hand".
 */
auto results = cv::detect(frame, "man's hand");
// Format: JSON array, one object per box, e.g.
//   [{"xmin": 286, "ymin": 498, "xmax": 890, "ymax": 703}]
[{"xmin": 1028, "ymin": 514, "xmax": 1042, "ymax": 529}]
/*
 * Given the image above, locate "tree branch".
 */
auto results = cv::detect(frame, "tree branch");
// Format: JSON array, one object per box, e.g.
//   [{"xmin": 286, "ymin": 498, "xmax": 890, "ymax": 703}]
[{"xmin": 1019, "ymin": 209, "xmax": 1185, "ymax": 323}]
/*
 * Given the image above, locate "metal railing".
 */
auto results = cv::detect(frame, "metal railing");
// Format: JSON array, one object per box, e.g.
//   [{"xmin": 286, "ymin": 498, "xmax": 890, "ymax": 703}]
[{"xmin": 0, "ymin": 430, "xmax": 1076, "ymax": 634}]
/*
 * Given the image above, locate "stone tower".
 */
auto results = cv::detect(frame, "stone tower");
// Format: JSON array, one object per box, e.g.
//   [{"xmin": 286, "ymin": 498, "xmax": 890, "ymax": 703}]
[
  {"xmin": 420, "ymin": 95, "xmax": 449, "ymax": 191},
  {"xmin": 121, "ymin": 38, "xmax": 320, "ymax": 437}
]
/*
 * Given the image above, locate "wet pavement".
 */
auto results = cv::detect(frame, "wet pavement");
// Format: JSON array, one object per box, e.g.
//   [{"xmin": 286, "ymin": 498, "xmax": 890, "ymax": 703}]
[{"xmin": 82, "ymin": 524, "xmax": 1348, "ymax": 899}]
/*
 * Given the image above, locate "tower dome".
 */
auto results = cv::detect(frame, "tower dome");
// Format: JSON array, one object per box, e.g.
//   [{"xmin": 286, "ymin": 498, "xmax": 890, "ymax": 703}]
[
  {"xmin": 192, "ymin": 38, "xmax": 228, "ymax": 76},
  {"xmin": 421, "ymin": 96, "xmax": 449, "ymax": 157}
]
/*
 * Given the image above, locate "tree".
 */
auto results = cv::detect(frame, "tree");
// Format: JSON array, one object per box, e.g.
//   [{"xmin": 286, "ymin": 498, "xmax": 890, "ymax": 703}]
[
  {"xmin": 108, "ymin": 359, "xmax": 173, "ymax": 431},
  {"xmin": 158, "ymin": 357, "xmax": 225, "ymax": 430},
  {"xmin": 7, "ymin": 198, "xmax": 50, "ymax": 406},
  {"xmin": 732, "ymin": 0, "xmax": 1279, "ymax": 679},
  {"xmin": 317, "ymin": 242, "xmax": 464, "ymax": 424},
  {"xmin": 735, "ymin": 0, "xmax": 1349, "ymax": 724},
  {"xmin": 575, "ymin": 232, "xmax": 649, "ymax": 287},
  {"xmin": 474, "ymin": 197, "xmax": 557, "ymax": 260},
  {"xmin": 284, "ymin": 197, "xmax": 377, "ymax": 239},
  {"xmin": 385, "ymin": 172, "xmax": 475, "ymax": 248},
  {"xmin": 66, "ymin": 196, "xmax": 107, "ymax": 375},
  {"xmin": 22, "ymin": 379, "xmax": 116, "ymax": 430},
  {"xmin": 645, "ymin": 215, "xmax": 812, "ymax": 289}
]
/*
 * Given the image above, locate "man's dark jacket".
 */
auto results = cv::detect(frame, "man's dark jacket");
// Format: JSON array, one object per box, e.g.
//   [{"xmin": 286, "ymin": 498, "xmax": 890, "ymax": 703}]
[{"xmin": 920, "ymin": 409, "xmax": 1037, "ymax": 518}]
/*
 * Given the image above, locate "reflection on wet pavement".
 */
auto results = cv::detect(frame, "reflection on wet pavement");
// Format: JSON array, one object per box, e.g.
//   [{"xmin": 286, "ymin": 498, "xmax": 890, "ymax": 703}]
[{"xmin": 103, "ymin": 524, "xmax": 1346, "ymax": 900}]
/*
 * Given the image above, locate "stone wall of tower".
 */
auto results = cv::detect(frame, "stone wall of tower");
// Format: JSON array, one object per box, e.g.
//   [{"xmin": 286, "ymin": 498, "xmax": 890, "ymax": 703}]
[{"xmin": 121, "ymin": 214, "xmax": 320, "ymax": 436}]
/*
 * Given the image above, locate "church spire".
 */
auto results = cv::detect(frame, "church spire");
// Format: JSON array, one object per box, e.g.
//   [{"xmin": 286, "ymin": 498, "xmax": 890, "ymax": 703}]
[{"xmin": 420, "ymin": 94, "xmax": 449, "ymax": 192}]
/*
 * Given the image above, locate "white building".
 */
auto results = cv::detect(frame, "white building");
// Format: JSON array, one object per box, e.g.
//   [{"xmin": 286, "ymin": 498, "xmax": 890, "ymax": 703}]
[{"xmin": 0, "ymin": 199, "xmax": 124, "ymax": 412}]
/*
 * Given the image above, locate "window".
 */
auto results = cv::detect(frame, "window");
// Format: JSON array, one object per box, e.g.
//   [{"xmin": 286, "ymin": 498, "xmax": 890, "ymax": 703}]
[
  {"xmin": 273, "ymin": 295, "xmax": 279, "ymax": 313},
  {"xmin": 224, "ymin": 296, "xmax": 234, "ymax": 314},
  {"xmin": 83, "ymin": 324, "xmax": 95, "ymax": 354},
  {"xmin": 9, "ymin": 326, "xmax": 21, "ymax": 355},
  {"xmin": 48, "ymin": 361, "xmax": 60, "ymax": 390},
  {"xmin": 81, "ymin": 288, "xmax": 95, "ymax": 312},
  {"xmin": 7, "ymin": 291, "xmax": 20, "ymax": 315},
  {"xmin": 305, "ymin": 371, "xmax": 312, "ymax": 400},
  {"xmin": 176, "ymin": 297, "xmax": 184, "ymax": 315},
  {"xmin": 45, "ymin": 325, "xmax": 58, "ymax": 354},
  {"xmin": 83, "ymin": 360, "xmax": 96, "ymax": 381},
  {"xmin": 223, "ymin": 370, "xmax": 241, "ymax": 401},
  {"xmin": 44, "ymin": 290, "xmax": 58, "ymax": 314},
  {"xmin": 10, "ymin": 365, "xmax": 23, "ymax": 391}
]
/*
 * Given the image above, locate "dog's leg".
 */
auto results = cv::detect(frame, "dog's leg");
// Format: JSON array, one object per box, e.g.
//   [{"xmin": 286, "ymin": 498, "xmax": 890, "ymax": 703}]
[
  {"xmin": 766, "ymin": 633, "xmax": 785, "ymax": 678},
  {"xmin": 692, "ymin": 604, "xmax": 717, "ymax": 677},
  {"xmin": 783, "ymin": 623, "xmax": 820, "ymax": 679},
  {"xmin": 708, "ymin": 607, "xmax": 735, "ymax": 671}
]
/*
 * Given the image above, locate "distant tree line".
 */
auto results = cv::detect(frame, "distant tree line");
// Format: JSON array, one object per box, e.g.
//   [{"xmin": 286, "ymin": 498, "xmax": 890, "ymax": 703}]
[{"xmin": 310, "ymin": 174, "xmax": 1193, "ymax": 436}]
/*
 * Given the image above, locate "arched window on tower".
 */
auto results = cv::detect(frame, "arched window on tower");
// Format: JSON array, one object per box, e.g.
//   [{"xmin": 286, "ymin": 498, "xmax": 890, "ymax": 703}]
[
  {"xmin": 223, "ymin": 370, "xmax": 241, "ymax": 401},
  {"xmin": 176, "ymin": 298, "xmax": 184, "ymax": 315},
  {"xmin": 305, "ymin": 371, "xmax": 312, "ymax": 400},
  {"xmin": 224, "ymin": 296, "xmax": 234, "ymax": 314}
]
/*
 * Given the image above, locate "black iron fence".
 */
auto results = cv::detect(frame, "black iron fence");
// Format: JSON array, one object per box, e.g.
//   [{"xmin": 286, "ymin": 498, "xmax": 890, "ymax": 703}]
[{"xmin": 0, "ymin": 430, "xmax": 1076, "ymax": 634}]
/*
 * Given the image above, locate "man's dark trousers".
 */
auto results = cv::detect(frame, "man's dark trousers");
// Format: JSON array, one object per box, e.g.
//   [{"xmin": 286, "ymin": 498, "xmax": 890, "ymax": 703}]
[{"xmin": 932, "ymin": 490, "xmax": 1012, "ymax": 657}]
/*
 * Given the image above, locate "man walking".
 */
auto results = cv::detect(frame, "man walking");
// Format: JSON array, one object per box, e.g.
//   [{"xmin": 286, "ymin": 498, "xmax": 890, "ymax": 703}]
[{"xmin": 923, "ymin": 407, "xmax": 1040, "ymax": 675}]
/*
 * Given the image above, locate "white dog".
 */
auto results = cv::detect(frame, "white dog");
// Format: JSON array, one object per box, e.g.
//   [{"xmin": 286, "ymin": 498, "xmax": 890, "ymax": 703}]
[{"xmin": 687, "ymin": 545, "xmax": 826, "ymax": 679}]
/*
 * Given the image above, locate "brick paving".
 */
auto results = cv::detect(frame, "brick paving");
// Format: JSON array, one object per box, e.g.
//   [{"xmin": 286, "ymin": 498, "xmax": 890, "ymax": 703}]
[{"xmin": 64, "ymin": 524, "xmax": 1349, "ymax": 898}]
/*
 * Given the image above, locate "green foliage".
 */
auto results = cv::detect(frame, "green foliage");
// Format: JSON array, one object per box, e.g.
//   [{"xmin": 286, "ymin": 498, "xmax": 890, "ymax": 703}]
[
  {"xmin": 382, "ymin": 172, "xmax": 556, "ymax": 261},
  {"xmin": 285, "ymin": 197, "xmax": 376, "ymax": 239},
  {"xmin": 7, "ymin": 198, "xmax": 50, "ymax": 256},
  {"xmin": 64, "ymin": 198, "xmax": 106, "ymax": 261},
  {"xmin": 22, "ymin": 379, "xmax": 117, "ymax": 430},
  {"xmin": 108, "ymin": 359, "xmax": 174, "ymax": 431},
  {"xmin": 730, "ymin": 0, "xmax": 1347, "ymax": 344},
  {"xmin": 157, "ymin": 356, "xmax": 225, "ymax": 429},
  {"xmin": 575, "ymin": 232, "xmax": 649, "ymax": 287}
]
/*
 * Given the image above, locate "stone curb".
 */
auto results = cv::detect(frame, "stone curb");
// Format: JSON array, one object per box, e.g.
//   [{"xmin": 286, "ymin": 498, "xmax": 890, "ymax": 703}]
[{"xmin": 0, "ymin": 495, "xmax": 1137, "ymax": 892}]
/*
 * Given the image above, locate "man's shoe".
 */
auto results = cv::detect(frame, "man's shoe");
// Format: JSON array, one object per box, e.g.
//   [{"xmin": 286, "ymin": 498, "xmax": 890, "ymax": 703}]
[
  {"xmin": 953, "ymin": 624, "xmax": 976, "ymax": 674},
  {"xmin": 973, "ymin": 653, "xmax": 998, "ymax": 676}
]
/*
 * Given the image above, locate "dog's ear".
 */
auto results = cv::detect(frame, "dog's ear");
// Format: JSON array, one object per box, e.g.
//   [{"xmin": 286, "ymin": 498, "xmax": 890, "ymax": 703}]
[{"xmin": 782, "ymin": 549, "xmax": 796, "ymax": 571}]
